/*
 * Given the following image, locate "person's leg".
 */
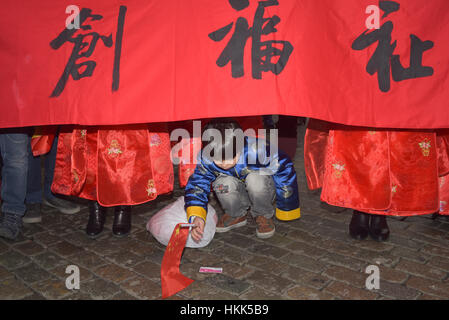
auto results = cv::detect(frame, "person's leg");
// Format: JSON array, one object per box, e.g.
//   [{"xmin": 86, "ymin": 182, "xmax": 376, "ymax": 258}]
[
  {"xmin": 245, "ymin": 172, "xmax": 276, "ymax": 238},
  {"xmin": 42, "ymin": 135, "xmax": 80, "ymax": 214},
  {"xmin": 112, "ymin": 205, "xmax": 132, "ymax": 237},
  {"xmin": 86, "ymin": 201, "xmax": 107, "ymax": 238},
  {"xmin": 213, "ymin": 175, "xmax": 250, "ymax": 232},
  {"xmin": 23, "ymin": 137, "xmax": 43, "ymax": 223},
  {"xmin": 0, "ymin": 131, "xmax": 29, "ymax": 240}
]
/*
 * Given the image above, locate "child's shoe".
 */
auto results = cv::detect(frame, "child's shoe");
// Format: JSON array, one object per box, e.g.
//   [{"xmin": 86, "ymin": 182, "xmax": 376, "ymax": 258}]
[
  {"xmin": 255, "ymin": 216, "xmax": 275, "ymax": 239},
  {"xmin": 216, "ymin": 213, "xmax": 247, "ymax": 233}
]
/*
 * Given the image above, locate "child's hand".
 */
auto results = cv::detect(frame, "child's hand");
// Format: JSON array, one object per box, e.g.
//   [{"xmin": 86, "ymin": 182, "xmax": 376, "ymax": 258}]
[{"xmin": 191, "ymin": 217, "xmax": 205, "ymax": 243}]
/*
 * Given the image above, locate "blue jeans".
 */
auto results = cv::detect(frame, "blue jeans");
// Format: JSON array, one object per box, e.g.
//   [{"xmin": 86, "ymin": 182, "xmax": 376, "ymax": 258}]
[
  {"xmin": 26, "ymin": 135, "xmax": 58, "ymax": 204},
  {"xmin": 212, "ymin": 172, "xmax": 276, "ymax": 219},
  {"xmin": 0, "ymin": 130, "xmax": 29, "ymax": 216}
]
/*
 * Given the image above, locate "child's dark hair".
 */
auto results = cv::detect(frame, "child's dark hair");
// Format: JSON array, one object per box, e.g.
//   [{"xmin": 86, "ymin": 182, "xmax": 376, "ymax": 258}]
[{"xmin": 202, "ymin": 118, "xmax": 244, "ymax": 162}]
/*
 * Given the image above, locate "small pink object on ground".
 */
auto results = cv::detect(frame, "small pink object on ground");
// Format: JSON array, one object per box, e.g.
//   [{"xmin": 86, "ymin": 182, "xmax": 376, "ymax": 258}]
[{"xmin": 199, "ymin": 267, "xmax": 223, "ymax": 274}]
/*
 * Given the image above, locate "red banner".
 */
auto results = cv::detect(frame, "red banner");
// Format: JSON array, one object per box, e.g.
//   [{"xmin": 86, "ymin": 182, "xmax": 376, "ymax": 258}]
[{"xmin": 1, "ymin": 0, "xmax": 448, "ymax": 129}]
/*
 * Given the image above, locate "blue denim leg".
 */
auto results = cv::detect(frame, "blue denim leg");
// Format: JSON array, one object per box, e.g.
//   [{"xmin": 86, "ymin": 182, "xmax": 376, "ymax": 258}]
[
  {"xmin": 245, "ymin": 172, "xmax": 276, "ymax": 219},
  {"xmin": 0, "ymin": 132, "xmax": 29, "ymax": 216},
  {"xmin": 26, "ymin": 136, "xmax": 43, "ymax": 204},
  {"xmin": 43, "ymin": 135, "xmax": 58, "ymax": 200}
]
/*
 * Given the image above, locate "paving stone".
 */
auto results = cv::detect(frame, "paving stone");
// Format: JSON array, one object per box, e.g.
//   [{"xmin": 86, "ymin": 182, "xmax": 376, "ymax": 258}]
[
  {"xmin": 285, "ymin": 241, "xmax": 329, "ymax": 259},
  {"xmin": 121, "ymin": 276, "xmax": 161, "ymax": 299},
  {"xmin": 179, "ymin": 280, "xmax": 235, "ymax": 300},
  {"xmin": 287, "ymin": 286, "xmax": 335, "ymax": 300},
  {"xmin": 0, "ymin": 277, "xmax": 34, "ymax": 299},
  {"xmin": 13, "ymin": 262, "xmax": 52, "ymax": 284},
  {"xmin": 14, "ymin": 240, "xmax": 46, "ymax": 256},
  {"xmin": 390, "ymin": 246, "xmax": 431, "ymax": 264},
  {"xmin": 220, "ymin": 262, "xmax": 255, "ymax": 280},
  {"xmin": 0, "ymin": 241, "xmax": 9, "ymax": 255},
  {"xmin": 280, "ymin": 253, "xmax": 327, "ymax": 273},
  {"xmin": 31, "ymin": 278, "xmax": 73, "ymax": 300},
  {"xmin": 105, "ymin": 249, "xmax": 146, "ymax": 268},
  {"xmin": 0, "ymin": 250, "xmax": 31, "ymax": 270},
  {"xmin": 324, "ymin": 281, "xmax": 378, "ymax": 300},
  {"xmin": 241, "ymin": 286, "xmax": 285, "ymax": 300},
  {"xmin": 426, "ymin": 255, "xmax": 449, "ymax": 272},
  {"xmin": 351, "ymin": 249, "xmax": 400, "ymax": 267},
  {"xmin": 32, "ymin": 232, "xmax": 62, "ymax": 247},
  {"xmin": 406, "ymin": 276, "xmax": 449, "ymax": 299},
  {"xmin": 132, "ymin": 260, "xmax": 161, "ymax": 281},
  {"xmin": 49, "ymin": 241, "xmax": 85, "ymax": 257},
  {"xmin": 69, "ymin": 250, "xmax": 107, "ymax": 270},
  {"xmin": 0, "ymin": 265, "xmax": 14, "ymax": 280},
  {"xmin": 246, "ymin": 256, "xmax": 290, "ymax": 275},
  {"xmin": 377, "ymin": 265, "xmax": 409, "ymax": 284},
  {"xmin": 282, "ymin": 266, "xmax": 330, "ymax": 290},
  {"xmin": 422, "ymin": 244, "xmax": 449, "ymax": 258},
  {"xmin": 32, "ymin": 251, "xmax": 69, "ymax": 270},
  {"xmin": 319, "ymin": 253, "xmax": 367, "ymax": 272},
  {"xmin": 374, "ymin": 280, "xmax": 420, "ymax": 300},
  {"xmin": 246, "ymin": 270, "xmax": 293, "ymax": 294},
  {"xmin": 395, "ymin": 259, "xmax": 447, "ymax": 280},
  {"xmin": 322, "ymin": 265, "xmax": 367, "ymax": 288},
  {"xmin": 94, "ymin": 264, "xmax": 137, "ymax": 284},
  {"xmin": 81, "ymin": 277, "xmax": 122, "ymax": 300},
  {"xmin": 204, "ymin": 273, "xmax": 251, "ymax": 295},
  {"xmin": 248, "ymin": 243, "xmax": 290, "ymax": 259}
]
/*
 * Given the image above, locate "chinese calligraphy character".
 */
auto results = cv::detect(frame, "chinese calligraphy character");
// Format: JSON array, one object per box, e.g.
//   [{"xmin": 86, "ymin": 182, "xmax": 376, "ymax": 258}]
[
  {"xmin": 50, "ymin": 6, "xmax": 127, "ymax": 97},
  {"xmin": 208, "ymin": 0, "xmax": 293, "ymax": 79},
  {"xmin": 352, "ymin": 1, "xmax": 434, "ymax": 93}
]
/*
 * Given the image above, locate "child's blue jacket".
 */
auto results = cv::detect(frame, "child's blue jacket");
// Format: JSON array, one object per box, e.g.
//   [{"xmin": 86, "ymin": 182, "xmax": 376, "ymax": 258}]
[{"xmin": 184, "ymin": 136, "xmax": 300, "ymax": 222}]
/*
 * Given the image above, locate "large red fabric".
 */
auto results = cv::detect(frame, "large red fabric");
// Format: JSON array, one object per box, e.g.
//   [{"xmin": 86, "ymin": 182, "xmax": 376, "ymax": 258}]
[
  {"xmin": 52, "ymin": 124, "xmax": 173, "ymax": 207},
  {"xmin": 304, "ymin": 119, "xmax": 449, "ymax": 216},
  {"xmin": 1, "ymin": 1, "xmax": 449, "ymax": 129}
]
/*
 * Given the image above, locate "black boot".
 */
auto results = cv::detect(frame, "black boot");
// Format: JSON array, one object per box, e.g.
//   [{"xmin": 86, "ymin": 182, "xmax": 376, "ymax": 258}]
[
  {"xmin": 112, "ymin": 206, "xmax": 131, "ymax": 237},
  {"xmin": 349, "ymin": 210, "xmax": 370, "ymax": 240},
  {"xmin": 86, "ymin": 201, "xmax": 107, "ymax": 238},
  {"xmin": 369, "ymin": 215, "xmax": 390, "ymax": 242}
]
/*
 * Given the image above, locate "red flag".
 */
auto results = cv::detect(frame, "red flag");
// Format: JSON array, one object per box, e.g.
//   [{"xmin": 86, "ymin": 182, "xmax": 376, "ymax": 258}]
[
  {"xmin": 31, "ymin": 127, "xmax": 56, "ymax": 156},
  {"xmin": 160, "ymin": 223, "xmax": 194, "ymax": 299}
]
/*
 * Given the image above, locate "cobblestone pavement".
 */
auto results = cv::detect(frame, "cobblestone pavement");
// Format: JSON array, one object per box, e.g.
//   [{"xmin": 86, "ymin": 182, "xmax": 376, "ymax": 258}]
[{"xmin": 1, "ymin": 124, "xmax": 449, "ymax": 300}]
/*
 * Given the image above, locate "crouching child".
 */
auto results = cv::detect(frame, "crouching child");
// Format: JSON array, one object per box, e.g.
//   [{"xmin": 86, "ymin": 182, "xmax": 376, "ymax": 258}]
[{"xmin": 184, "ymin": 118, "xmax": 300, "ymax": 241}]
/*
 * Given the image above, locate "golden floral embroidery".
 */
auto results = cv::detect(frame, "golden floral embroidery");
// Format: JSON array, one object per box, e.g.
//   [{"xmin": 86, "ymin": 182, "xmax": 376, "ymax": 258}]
[
  {"xmin": 391, "ymin": 185, "xmax": 397, "ymax": 193},
  {"xmin": 418, "ymin": 139, "xmax": 431, "ymax": 157},
  {"xmin": 146, "ymin": 179, "xmax": 157, "ymax": 197},
  {"xmin": 440, "ymin": 201, "xmax": 447, "ymax": 212},
  {"xmin": 107, "ymin": 140, "xmax": 123, "ymax": 157},
  {"xmin": 150, "ymin": 134, "xmax": 162, "ymax": 147},
  {"xmin": 368, "ymin": 130, "xmax": 376, "ymax": 135},
  {"xmin": 72, "ymin": 170, "xmax": 79, "ymax": 183},
  {"xmin": 332, "ymin": 162, "xmax": 345, "ymax": 179},
  {"xmin": 80, "ymin": 130, "xmax": 87, "ymax": 138}
]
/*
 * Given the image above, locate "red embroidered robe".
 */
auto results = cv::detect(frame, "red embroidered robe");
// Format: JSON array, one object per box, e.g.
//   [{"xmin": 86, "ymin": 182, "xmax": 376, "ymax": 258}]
[
  {"xmin": 52, "ymin": 124, "xmax": 173, "ymax": 207},
  {"xmin": 304, "ymin": 119, "xmax": 449, "ymax": 216}
]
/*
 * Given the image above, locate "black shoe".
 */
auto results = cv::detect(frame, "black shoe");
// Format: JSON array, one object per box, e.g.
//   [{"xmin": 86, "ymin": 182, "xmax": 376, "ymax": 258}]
[
  {"xmin": 23, "ymin": 203, "xmax": 42, "ymax": 224},
  {"xmin": 349, "ymin": 210, "xmax": 370, "ymax": 240},
  {"xmin": 86, "ymin": 201, "xmax": 106, "ymax": 238},
  {"xmin": 0, "ymin": 213, "xmax": 23, "ymax": 240},
  {"xmin": 112, "ymin": 206, "xmax": 131, "ymax": 237},
  {"xmin": 369, "ymin": 215, "xmax": 390, "ymax": 242}
]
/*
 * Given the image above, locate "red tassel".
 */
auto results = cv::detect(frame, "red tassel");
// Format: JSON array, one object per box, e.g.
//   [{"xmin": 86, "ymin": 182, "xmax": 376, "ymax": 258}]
[{"xmin": 160, "ymin": 223, "xmax": 194, "ymax": 299}]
